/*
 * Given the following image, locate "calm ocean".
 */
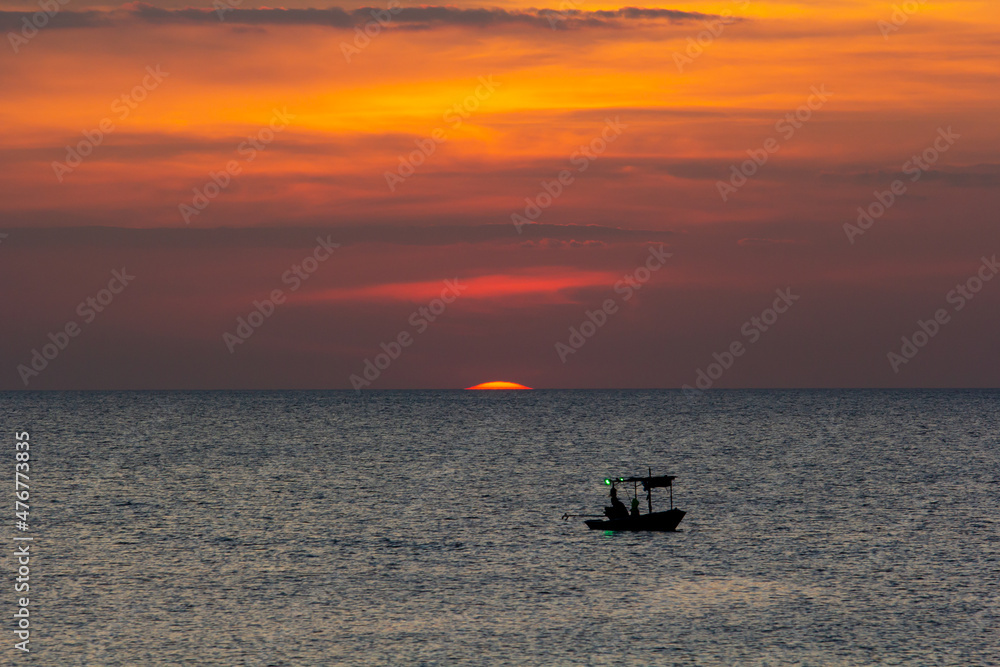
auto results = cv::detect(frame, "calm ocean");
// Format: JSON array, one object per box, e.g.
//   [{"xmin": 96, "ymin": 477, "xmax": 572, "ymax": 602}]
[{"xmin": 3, "ymin": 390, "xmax": 997, "ymax": 665}]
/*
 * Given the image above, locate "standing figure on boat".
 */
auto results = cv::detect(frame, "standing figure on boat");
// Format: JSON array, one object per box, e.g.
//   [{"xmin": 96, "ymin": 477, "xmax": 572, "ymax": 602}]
[
  {"xmin": 579, "ymin": 469, "xmax": 686, "ymax": 532},
  {"xmin": 605, "ymin": 485, "xmax": 629, "ymax": 520}
]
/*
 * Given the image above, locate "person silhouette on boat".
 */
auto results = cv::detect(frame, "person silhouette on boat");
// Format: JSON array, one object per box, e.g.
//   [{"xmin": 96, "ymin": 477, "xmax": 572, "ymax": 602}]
[
  {"xmin": 630, "ymin": 497, "xmax": 640, "ymax": 518},
  {"xmin": 605, "ymin": 486, "xmax": 630, "ymax": 520}
]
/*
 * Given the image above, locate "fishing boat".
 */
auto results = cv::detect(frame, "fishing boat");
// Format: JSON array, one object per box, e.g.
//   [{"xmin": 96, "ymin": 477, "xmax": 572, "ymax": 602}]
[{"xmin": 564, "ymin": 469, "xmax": 685, "ymax": 532}]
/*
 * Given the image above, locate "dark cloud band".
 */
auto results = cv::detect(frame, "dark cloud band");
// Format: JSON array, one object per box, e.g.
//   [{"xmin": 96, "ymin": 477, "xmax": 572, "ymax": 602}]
[
  {"xmin": 0, "ymin": 3, "xmax": 724, "ymax": 31},
  {"xmin": 0, "ymin": 223, "xmax": 673, "ymax": 248}
]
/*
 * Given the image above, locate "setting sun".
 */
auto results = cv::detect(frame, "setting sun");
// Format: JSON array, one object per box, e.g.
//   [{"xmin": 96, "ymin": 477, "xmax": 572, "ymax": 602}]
[{"xmin": 465, "ymin": 381, "xmax": 533, "ymax": 390}]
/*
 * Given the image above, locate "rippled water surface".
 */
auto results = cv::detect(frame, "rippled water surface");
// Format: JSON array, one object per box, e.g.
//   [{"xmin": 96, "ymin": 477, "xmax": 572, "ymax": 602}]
[{"xmin": 3, "ymin": 390, "xmax": 998, "ymax": 665}]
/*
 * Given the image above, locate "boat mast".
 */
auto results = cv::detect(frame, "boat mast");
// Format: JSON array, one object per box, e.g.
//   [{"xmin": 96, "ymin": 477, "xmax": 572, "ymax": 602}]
[{"xmin": 647, "ymin": 467, "xmax": 653, "ymax": 513}]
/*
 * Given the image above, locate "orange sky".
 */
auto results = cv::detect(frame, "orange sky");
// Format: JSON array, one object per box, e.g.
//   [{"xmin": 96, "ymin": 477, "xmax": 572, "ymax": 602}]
[{"xmin": 1, "ymin": 0, "xmax": 998, "ymax": 388}]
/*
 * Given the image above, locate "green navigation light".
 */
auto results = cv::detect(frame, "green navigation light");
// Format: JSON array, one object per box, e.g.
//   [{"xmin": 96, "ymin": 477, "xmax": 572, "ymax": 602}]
[{"xmin": 604, "ymin": 478, "xmax": 611, "ymax": 485}]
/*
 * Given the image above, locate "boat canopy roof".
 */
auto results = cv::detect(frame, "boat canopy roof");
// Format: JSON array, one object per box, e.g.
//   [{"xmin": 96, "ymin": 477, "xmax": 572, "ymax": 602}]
[{"xmin": 616, "ymin": 474, "xmax": 676, "ymax": 489}]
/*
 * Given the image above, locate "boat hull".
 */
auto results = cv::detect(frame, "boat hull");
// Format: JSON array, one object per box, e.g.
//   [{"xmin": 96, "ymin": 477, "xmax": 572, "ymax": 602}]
[{"xmin": 584, "ymin": 509, "xmax": 685, "ymax": 532}]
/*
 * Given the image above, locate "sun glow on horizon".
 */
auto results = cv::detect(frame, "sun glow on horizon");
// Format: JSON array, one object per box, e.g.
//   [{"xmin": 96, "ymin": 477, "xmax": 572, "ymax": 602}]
[{"xmin": 465, "ymin": 381, "xmax": 533, "ymax": 390}]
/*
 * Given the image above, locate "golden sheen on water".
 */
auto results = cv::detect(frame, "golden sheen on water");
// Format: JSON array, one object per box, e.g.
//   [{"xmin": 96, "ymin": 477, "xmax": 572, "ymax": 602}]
[{"xmin": 3, "ymin": 389, "xmax": 997, "ymax": 665}]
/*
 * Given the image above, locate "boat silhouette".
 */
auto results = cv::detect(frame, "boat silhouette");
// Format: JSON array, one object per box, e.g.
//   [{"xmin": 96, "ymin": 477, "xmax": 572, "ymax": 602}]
[{"xmin": 564, "ymin": 468, "xmax": 685, "ymax": 532}]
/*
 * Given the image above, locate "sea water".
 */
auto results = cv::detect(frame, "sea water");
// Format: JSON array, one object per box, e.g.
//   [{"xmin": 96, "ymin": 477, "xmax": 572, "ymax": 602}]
[{"xmin": 3, "ymin": 389, "xmax": 997, "ymax": 665}]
